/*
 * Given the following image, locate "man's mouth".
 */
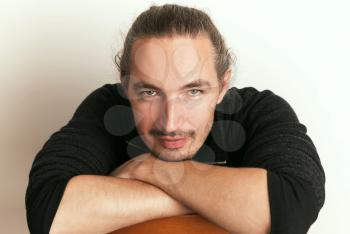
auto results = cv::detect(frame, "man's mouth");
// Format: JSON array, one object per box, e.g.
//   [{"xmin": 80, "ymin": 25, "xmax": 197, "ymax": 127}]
[{"xmin": 158, "ymin": 136, "xmax": 188, "ymax": 149}]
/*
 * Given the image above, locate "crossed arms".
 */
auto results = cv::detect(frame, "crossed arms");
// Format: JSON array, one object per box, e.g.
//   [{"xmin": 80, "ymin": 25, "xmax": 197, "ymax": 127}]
[
  {"xmin": 50, "ymin": 154, "xmax": 271, "ymax": 234},
  {"xmin": 26, "ymin": 86, "xmax": 324, "ymax": 234}
]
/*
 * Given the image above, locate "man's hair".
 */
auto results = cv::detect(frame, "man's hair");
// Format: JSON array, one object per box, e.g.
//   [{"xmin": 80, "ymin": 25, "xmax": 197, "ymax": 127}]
[{"xmin": 115, "ymin": 4, "xmax": 235, "ymax": 89}]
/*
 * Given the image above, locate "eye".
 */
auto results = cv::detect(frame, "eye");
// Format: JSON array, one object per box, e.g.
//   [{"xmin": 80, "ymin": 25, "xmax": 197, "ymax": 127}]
[
  {"xmin": 140, "ymin": 89, "xmax": 158, "ymax": 97},
  {"xmin": 188, "ymin": 89, "xmax": 203, "ymax": 96}
]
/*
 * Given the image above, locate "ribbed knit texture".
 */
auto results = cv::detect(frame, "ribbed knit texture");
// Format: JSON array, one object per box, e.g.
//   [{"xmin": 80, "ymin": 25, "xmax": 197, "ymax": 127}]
[{"xmin": 25, "ymin": 83, "xmax": 325, "ymax": 234}]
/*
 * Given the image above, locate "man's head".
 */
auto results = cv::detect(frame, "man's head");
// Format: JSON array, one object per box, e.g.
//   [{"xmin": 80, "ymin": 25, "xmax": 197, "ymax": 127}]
[{"xmin": 115, "ymin": 4, "xmax": 235, "ymax": 161}]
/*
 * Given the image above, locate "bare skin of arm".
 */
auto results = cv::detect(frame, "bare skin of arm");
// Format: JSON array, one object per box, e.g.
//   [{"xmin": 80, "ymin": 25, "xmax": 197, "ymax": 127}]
[
  {"xmin": 50, "ymin": 175, "xmax": 194, "ymax": 234},
  {"xmin": 119, "ymin": 153, "xmax": 271, "ymax": 234}
]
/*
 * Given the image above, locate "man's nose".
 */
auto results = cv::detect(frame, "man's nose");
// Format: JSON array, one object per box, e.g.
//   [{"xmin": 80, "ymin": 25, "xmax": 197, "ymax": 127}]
[{"xmin": 156, "ymin": 97, "xmax": 185, "ymax": 134}]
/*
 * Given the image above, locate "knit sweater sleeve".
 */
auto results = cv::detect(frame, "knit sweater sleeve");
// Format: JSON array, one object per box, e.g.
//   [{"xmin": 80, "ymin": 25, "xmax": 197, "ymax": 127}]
[
  {"xmin": 240, "ymin": 88, "xmax": 325, "ymax": 234},
  {"xmin": 25, "ymin": 84, "xmax": 125, "ymax": 234}
]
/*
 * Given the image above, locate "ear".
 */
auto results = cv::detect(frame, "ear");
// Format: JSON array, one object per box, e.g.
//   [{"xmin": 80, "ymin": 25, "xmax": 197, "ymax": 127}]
[{"xmin": 216, "ymin": 68, "xmax": 232, "ymax": 104}]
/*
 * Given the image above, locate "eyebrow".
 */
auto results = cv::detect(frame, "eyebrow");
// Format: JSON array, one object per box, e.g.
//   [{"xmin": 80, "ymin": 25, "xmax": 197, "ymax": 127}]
[{"xmin": 132, "ymin": 79, "xmax": 212, "ymax": 92}]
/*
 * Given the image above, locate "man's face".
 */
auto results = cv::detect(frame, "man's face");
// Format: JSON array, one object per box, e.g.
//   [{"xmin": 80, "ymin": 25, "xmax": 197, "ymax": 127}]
[{"xmin": 125, "ymin": 34, "xmax": 230, "ymax": 161}]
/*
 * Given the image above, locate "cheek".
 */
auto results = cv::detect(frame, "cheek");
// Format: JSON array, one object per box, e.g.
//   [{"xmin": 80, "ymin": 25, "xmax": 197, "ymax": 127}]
[
  {"xmin": 134, "ymin": 114, "xmax": 152, "ymax": 135},
  {"xmin": 185, "ymin": 106, "xmax": 215, "ymax": 137},
  {"xmin": 129, "ymin": 103, "xmax": 151, "ymax": 133},
  {"xmin": 198, "ymin": 112, "xmax": 214, "ymax": 135},
  {"xmin": 188, "ymin": 99, "xmax": 216, "ymax": 121},
  {"xmin": 191, "ymin": 100, "xmax": 216, "ymax": 133},
  {"xmin": 132, "ymin": 103, "xmax": 165, "ymax": 137},
  {"xmin": 132, "ymin": 101, "xmax": 160, "ymax": 123},
  {"xmin": 187, "ymin": 95, "xmax": 217, "ymax": 112}
]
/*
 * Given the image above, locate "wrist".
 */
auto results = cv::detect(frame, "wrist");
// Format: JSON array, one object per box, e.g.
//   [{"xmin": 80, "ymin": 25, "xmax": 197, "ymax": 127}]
[{"xmin": 151, "ymin": 159, "xmax": 187, "ymax": 188}]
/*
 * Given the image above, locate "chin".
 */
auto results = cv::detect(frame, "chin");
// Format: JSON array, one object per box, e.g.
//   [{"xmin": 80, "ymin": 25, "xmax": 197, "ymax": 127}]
[
  {"xmin": 151, "ymin": 146, "xmax": 196, "ymax": 162},
  {"xmin": 142, "ymin": 135, "xmax": 199, "ymax": 162}
]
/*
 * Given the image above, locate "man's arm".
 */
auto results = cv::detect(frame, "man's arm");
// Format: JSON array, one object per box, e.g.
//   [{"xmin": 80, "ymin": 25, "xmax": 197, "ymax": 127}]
[
  {"xmin": 50, "ymin": 174, "xmax": 193, "ymax": 234},
  {"xmin": 128, "ymin": 89, "xmax": 325, "ymax": 234},
  {"xmin": 131, "ymin": 159, "xmax": 271, "ymax": 234},
  {"xmin": 25, "ymin": 84, "xmax": 195, "ymax": 234},
  {"xmin": 164, "ymin": 163, "xmax": 270, "ymax": 234}
]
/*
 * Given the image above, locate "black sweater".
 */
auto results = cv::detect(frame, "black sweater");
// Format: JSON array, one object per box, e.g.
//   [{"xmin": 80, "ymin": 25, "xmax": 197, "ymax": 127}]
[{"xmin": 25, "ymin": 83, "xmax": 326, "ymax": 234}]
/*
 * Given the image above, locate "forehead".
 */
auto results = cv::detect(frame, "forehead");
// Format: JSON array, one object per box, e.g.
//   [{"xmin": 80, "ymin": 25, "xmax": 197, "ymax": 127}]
[{"xmin": 129, "ymin": 34, "xmax": 218, "ymax": 90}]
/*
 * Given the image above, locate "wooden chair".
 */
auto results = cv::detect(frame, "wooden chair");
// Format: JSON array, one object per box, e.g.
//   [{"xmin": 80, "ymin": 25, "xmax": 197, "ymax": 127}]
[{"xmin": 109, "ymin": 214, "xmax": 229, "ymax": 234}]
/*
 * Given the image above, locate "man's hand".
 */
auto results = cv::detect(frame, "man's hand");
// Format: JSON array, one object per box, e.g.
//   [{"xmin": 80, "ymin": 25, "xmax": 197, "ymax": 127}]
[
  {"xmin": 109, "ymin": 153, "xmax": 156, "ymax": 180},
  {"xmin": 109, "ymin": 153, "xmax": 188, "ymax": 188},
  {"xmin": 110, "ymin": 154, "xmax": 271, "ymax": 233},
  {"xmin": 109, "ymin": 153, "xmax": 195, "ymax": 216}
]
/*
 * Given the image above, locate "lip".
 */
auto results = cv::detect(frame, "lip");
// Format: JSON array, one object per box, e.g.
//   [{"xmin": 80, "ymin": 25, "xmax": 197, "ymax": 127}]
[{"xmin": 158, "ymin": 136, "xmax": 188, "ymax": 149}]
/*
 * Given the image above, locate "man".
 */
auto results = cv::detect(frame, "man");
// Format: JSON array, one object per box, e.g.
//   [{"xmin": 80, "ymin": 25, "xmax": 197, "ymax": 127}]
[{"xmin": 25, "ymin": 4, "xmax": 325, "ymax": 234}]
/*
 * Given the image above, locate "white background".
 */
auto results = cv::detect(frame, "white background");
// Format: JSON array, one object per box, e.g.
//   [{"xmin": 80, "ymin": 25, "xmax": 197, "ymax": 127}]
[{"xmin": 0, "ymin": 0, "xmax": 349, "ymax": 233}]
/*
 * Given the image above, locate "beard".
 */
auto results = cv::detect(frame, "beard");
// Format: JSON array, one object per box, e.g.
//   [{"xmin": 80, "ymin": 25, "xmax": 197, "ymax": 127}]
[
  {"xmin": 151, "ymin": 148, "xmax": 194, "ymax": 162},
  {"xmin": 139, "ymin": 117, "xmax": 214, "ymax": 162},
  {"xmin": 148, "ymin": 137, "xmax": 198, "ymax": 162}
]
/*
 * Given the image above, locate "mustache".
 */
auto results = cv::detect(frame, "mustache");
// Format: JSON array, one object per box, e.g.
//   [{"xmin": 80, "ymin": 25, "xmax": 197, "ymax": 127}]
[{"xmin": 150, "ymin": 129, "xmax": 195, "ymax": 138}]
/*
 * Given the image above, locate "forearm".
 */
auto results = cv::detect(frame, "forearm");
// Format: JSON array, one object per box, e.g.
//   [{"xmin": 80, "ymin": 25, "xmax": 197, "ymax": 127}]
[
  {"xmin": 50, "ymin": 175, "xmax": 193, "ymax": 234},
  {"xmin": 147, "ymin": 161, "xmax": 271, "ymax": 234}
]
